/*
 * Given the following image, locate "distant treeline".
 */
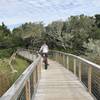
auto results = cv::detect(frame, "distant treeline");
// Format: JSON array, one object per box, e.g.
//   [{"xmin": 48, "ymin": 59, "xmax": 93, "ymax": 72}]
[{"xmin": 0, "ymin": 14, "xmax": 100, "ymax": 62}]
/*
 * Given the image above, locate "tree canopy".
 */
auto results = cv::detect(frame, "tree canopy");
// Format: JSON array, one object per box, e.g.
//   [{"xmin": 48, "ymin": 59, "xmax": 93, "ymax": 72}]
[{"xmin": 0, "ymin": 14, "xmax": 100, "ymax": 58}]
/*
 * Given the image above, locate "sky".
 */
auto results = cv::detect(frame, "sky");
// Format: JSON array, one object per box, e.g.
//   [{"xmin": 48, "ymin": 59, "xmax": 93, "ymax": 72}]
[{"xmin": 0, "ymin": 0, "xmax": 100, "ymax": 30}]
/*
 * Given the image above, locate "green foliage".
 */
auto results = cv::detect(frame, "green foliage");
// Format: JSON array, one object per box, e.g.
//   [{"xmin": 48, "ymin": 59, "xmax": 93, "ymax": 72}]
[
  {"xmin": 0, "ymin": 48, "xmax": 14, "ymax": 59},
  {"xmin": 0, "ymin": 22, "xmax": 25, "ymax": 58},
  {"xmin": 12, "ymin": 22, "xmax": 45, "ymax": 50},
  {"xmin": 1, "ymin": 14, "xmax": 100, "ymax": 57},
  {"xmin": 95, "ymin": 14, "xmax": 100, "ymax": 28},
  {"xmin": 43, "ymin": 15, "xmax": 100, "ymax": 55},
  {"xmin": 10, "ymin": 14, "xmax": 100, "ymax": 56},
  {"xmin": 12, "ymin": 22, "xmax": 44, "ymax": 38}
]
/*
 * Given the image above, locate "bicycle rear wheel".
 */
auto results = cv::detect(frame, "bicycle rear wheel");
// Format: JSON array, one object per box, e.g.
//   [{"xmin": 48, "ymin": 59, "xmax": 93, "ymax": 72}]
[{"xmin": 45, "ymin": 63, "xmax": 48, "ymax": 69}]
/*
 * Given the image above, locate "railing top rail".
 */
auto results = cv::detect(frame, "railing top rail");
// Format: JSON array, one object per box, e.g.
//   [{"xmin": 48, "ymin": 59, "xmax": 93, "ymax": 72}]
[
  {"xmin": 52, "ymin": 50, "xmax": 100, "ymax": 70},
  {"xmin": 0, "ymin": 53, "xmax": 41, "ymax": 100}
]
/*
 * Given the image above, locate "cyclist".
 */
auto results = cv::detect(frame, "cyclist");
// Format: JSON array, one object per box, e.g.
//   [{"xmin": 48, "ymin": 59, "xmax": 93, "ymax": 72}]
[{"xmin": 39, "ymin": 41, "xmax": 49, "ymax": 69}]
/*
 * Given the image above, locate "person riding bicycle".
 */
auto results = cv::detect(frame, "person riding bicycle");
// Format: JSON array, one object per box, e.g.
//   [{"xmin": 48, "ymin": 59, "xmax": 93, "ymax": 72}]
[{"xmin": 39, "ymin": 41, "xmax": 49, "ymax": 69}]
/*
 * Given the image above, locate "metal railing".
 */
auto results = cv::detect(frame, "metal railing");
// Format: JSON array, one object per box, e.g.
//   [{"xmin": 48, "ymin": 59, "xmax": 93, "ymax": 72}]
[
  {"xmin": 0, "ymin": 50, "xmax": 42, "ymax": 100},
  {"xmin": 50, "ymin": 50, "xmax": 100, "ymax": 100}
]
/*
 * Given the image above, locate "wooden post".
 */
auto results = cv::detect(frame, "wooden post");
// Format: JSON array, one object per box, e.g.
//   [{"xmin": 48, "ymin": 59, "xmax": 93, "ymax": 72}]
[
  {"xmin": 25, "ymin": 79, "xmax": 31, "ymax": 100},
  {"xmin": 60, "ymin": 53, "xmax": 61, "ymax": 63},
  {"xmin": 32, "ymin": 71, "xmax": 34, "ymax": 92},
  {"xmin": 74, "ymin": 59, "xmax": 76, "ymax": 75},
  {"xmin": 65, "ymin": 56, "xmax": 67, "ymax": 68},
  {"xmin": 58, "ymin": 53, "xmax": 60, "ymax": 62},
  {"xmin": 56, "ymin": 53, "xmax": 58, "ymax": 61},
  {"xmin": 36, "ymin": 66, "xmax": 38, "ymax": 83},
  {"xmin": 67, "ymin": 56, "xmax": 69, "ymax": 70},
  {"xmin": 79, "ymin": 62, "xmax": 82, "ymax": 81},
  {"xmin": 61, "ymin": 54, "xmax": 63, "ymax": 64},
  {"xmin": 64, "ymin": 55, "xmax": 66, "ymax": 67},
  {"xmin": 63, "ymin": 54, "xmax": 65, "ymax": 66},
  {"xmin": 39, "ymin": 61, "xmax": 42, "ymax": 79},
  {"xmin": 34, "ymin": 69, "xmax": 37, "ymax": 90},
  {"xmin": 88, "ymin": 66, "xmax": 92, "ymax": 94},
  {"xmin": 38, "ymin": 62, "xmax": 41, "ymax": 80},
  {"xmin": 59, "ymin": 53, "xmax": 61, "ymax": 64}
]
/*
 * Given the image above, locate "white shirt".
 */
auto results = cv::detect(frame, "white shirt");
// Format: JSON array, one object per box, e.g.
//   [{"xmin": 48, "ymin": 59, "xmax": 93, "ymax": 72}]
[{"xmin": 39, "ymin": 44, "xmax": 49, "ymax": 53}]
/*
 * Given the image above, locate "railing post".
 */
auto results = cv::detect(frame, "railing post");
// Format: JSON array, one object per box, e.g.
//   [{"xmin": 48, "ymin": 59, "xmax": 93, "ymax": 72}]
[
  {"xmin": 63, "ymin": 54, "xmax": 65, "ymax": 66},
  {"xmin": 60, "ymin": 53, "xmax": 62, "ymax": 64},
  {"xmin": 32, "ymin": 71, "xmax": 35, "ymax": 93},
  {"xmin": 36, "ymin": 66, "xmax": 38, "ymax": 83},
  {"xmin": 59, "ymin": 53, "xmax": 61, "ymax": 64},
  {"xmin": 38, "ymin": 61, "xmax": 41, "ymax": 80},
  {"xmin": 34, "ymin": 69, "xmax": 37, "ymax": 90},
  {"xmin": 39, "ymin": 59, "xmax": 42, "ymax": 78},
  {"xmin": 79, "ymin": 61, "xmax": 82, "ymax": 81},
  {"xmin": 74, "ymin": 59, "xmax": 76, "ymax": 75},
  {"xmin": 65, "ymin": 55, "xmax": 67, "ymax": 67},
  {"xmin": 67, "ymin": 56, "xmax": 69, "ymax": 70},
  {"xmin": 25, "ymin": 79, "xmax": 31, "ymax": 100},
  {"xmin": 88, "ymin": 66, "xmax": 92, "ymax": 94},
  {"xmin": 58, "ymin": 52, "xmax": 60, "ymax": 62},
  {"xmin": 55, "ymin": 52, "xmax": 58, "ymax": 61}
]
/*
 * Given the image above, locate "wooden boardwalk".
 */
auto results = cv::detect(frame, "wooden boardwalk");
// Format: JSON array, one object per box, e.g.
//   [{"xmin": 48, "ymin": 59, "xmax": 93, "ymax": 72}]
[{"xmin": 33, "ymin": 60, "xmax": 94, "ymax": 100}]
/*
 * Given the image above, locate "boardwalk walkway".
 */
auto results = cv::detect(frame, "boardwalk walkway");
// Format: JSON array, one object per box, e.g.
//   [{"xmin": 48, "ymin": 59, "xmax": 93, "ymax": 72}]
[{"xmin": 33, "ymin": 60, "xmax": 94, "ymax": 100}]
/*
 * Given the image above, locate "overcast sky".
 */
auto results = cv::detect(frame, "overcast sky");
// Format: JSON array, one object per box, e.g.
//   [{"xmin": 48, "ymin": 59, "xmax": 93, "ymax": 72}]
[{"xmin": 0, "ymin": 0, "xmax": 100, "ymax": 29}]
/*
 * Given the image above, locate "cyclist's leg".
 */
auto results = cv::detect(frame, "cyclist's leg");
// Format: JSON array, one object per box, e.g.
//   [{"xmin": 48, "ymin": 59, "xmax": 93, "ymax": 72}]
[
  {"xmin": 44, "ymin": 53, "xmax": 48, "ymax": 69},
  {"xmin": 46, "ymin": 53, "xmax": 49, "ymax": 65},
  {"xmin": 42, "ymin": 53, "xmax": 45, "ymax": 63}
]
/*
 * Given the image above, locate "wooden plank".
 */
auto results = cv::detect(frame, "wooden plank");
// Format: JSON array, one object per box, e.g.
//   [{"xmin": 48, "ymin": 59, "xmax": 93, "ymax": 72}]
[{"xmin": 33, "ymin": 60, "xmax": 94, "ymax": 100}]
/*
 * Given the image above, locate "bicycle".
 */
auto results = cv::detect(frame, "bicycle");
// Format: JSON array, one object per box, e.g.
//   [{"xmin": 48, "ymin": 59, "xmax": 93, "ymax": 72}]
[{"xmin": 42, "ymin": 53, "xmax": 48, "ymax": 70}]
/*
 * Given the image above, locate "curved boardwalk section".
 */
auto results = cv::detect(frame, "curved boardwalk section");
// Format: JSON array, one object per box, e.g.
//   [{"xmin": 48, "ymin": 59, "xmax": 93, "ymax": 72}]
[{"xmin": 33, "ymin": 60, "xmax": 94, "ymax": 100}]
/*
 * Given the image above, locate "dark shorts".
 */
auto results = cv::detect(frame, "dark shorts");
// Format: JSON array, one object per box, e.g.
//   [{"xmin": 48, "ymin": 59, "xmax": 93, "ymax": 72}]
[{"xmin": 42, "ymin": 53, "xmax": 48, "ymax": 57}]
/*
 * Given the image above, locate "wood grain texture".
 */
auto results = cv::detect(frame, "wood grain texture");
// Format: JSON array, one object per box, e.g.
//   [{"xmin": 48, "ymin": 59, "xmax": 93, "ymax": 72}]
[{"xmin": 33, "ymin": 60, "xmax": 94, "ymax": 100}]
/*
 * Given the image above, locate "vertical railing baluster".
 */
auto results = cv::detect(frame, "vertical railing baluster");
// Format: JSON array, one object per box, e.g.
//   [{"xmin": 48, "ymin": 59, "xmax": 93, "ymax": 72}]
[
  {"xmin": 67, "ymin": 56, "xmax": 69, "ymax": 70},
  {"xmin": 61, "ymin": 53, "xmax": 62, "ymax": 64},
  {"xmin": 33, "ymin": 68, "xmax": 36, "ymax": 91},
  {"xmin": 32, "ymin": 71, "xmax": 34, "ymax": 94},
  {"xmin": 65, "ymin": 55, "xmax": 67, "ymax": 68},
  {"xmin": 36, "ymin": 66, "xmax": 38, "ymax": 83},
  {"xmin": 39, "ymin": 60, "xmax": 42, "ymax": 79},
  {"xmin": 38, "ymin": 62, "xmax": 41, "ymax": 80},
  {"xmin": 74, "ymin": 59, "xmax": 76, "ymax": 75},
  {"xmin": 63, "ymin": 54, "xmax": 65, "ymax": 66},
  {"xmin": 58, "ymin": 52, "xmax": 60, "ymax": 62},
  {"xmin": 88, "ymin": 66, "xmax": 92, "ymax": 94},
  {"xmin": 56, "ymin": 52, "xmax": 57, "ymax": 61},
  {"xmin": 59, "ymin": 53, "xmax": 61, "ymax": 64},
  {"xmin": 59, "ymin": 52, "xmax": 61, "ymax": 64},
  {"xmin": 62, "ymin": 53, "xmax": 63, "ymax": 64},
  {"xmin": 25, "ymin": 79, "xmax": 31, "ymax": 100},
  {"xmin": 60, "ymin": 53, "xmax": 61, "ymax": 64},
  {"xmin": 79, "ymin": 61, "xmax": 82, "ymax": 81}
]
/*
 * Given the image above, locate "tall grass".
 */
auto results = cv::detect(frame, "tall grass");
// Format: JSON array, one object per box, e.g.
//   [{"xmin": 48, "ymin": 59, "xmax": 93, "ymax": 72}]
[{"xmin": 0, "ymin": 56, "xmax": 30, "ymax": 96}]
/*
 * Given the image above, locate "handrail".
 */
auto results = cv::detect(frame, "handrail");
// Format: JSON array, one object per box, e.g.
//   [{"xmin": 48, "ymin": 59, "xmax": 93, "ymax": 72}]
[
  {"xmin": 0, "ymin": 50, "xmax": 42, "ymax": 100},
  {"xmin": 53, "ymin": 50, "xmax": 100, "ymax": 69},
  {"xmin": 50, "ymin": 50, "xmax": 100, "ymax": 100}
]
